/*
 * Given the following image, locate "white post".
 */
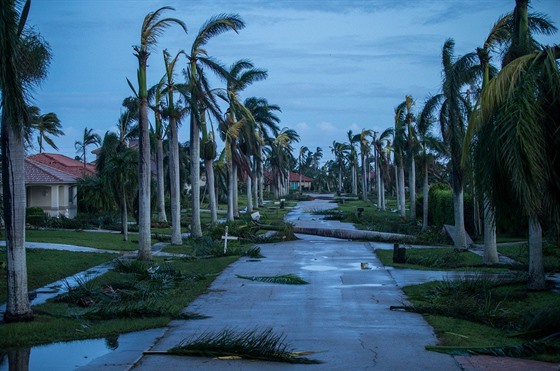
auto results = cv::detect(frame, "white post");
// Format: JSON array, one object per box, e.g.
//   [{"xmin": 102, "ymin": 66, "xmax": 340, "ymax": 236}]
[{"xmin": 223, "ymin": 226, "xmax": 229, "ymax": 254}]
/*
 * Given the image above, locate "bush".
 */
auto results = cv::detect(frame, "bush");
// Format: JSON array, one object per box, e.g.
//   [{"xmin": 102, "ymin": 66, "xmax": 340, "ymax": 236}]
[
  {"xmin": 427, "ymin": 184, "xmax": 475, "ymax": 234},
  {"xmin": 26, "ymin": 207, "xmax": 47, "ymax": 226}
]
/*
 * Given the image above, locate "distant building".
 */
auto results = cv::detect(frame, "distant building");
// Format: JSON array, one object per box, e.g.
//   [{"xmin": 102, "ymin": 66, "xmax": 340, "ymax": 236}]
[
  {"xmin": 289, "ymin": 172, "xmax": 314, "ymax": 191},
  {"xmin": 24, "ymin": 154, "xmax": 93, "ymax": 218}
]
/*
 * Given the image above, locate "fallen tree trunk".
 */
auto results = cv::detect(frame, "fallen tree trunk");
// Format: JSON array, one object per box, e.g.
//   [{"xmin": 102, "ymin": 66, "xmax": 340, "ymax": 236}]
[{"xmin": 292, "ymin": 227, "xmax": 414, "ymax": 243}]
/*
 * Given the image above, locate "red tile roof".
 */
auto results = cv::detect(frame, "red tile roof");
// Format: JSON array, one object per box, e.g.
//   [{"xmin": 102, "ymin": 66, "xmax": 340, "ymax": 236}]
[
  {"xmin": 27, "ymin": 153, "xmax": 96, "ymax": 177},
  {"xmin": 25, "ymin": 159, "xmax": 77, "ymax": 184},
  {"xmin": 288, "ymin": 172, "xmax": 314, "ymax": 182}
]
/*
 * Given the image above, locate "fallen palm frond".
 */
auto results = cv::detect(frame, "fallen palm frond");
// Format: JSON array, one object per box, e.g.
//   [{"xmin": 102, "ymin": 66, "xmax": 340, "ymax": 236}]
[
  {"xmin": 236, "ymin": 274, "xmax": 308, "ymax": 285},
  {"xmin": 244, "ymin": 246, "xmax": 264, "ymax": 258},
  {"xmin": 167, "ymin": 328, "xmax": 322, "ymax": 364},
  {"xmin": 175, "ymin": 312, "xmax": 211, "ymax": 320}
]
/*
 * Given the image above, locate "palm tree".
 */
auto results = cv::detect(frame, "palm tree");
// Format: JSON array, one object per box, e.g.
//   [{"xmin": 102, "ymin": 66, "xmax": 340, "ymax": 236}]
[
  {"xmin": 471, "ymin": 0, "xmax": 558, "ymax": 290},
  {"xmin": 417, "ymin": 99, "xmax": 445, "ymax": 232},
  {"xmin": 131, "ymin": 6, "xmax": 186, "ymax": 258},
  {"xmin": 96, "ymin": 130, "xmax": 138, "ymax": 241},
  {"xmin": 330, "ymin": 141, "xmax": 349, "ymax": 195},
  {"xmin": 424, "ymin": 39, "xmax": 478, "ymax": 249},
  {"xmin": 466, "ymin": 3, "xmax": 556, "ymax": 267},
  {"xmin": 346, "ymin": 130, "xmax": 360, "ymax": 195},
  {"xmin": 183, "ymin": 14, "xmax": 244, "ymax": 235},
  {"xmin": 393, "ymin": 103, "xmax": 407, "ymax": 217},
  {"xmin": 245, "ymin": 97, "xmax": 281, "ymax": 206},
  {"xmin": 372, "ymin": 129, "xmax": 392, "ymax": 210},
  {"xmin": 359, "ymin": 129, "xmax": 373, "ymax": 202},
  {"xmin": 312, "ymin": 147, "xmax": 323, "ymax": 172},
  {"xmin": 297, "ymin": 146, "xmax": 309, "ymax": 193},
  {"xmin": 74, "ymin": 127, "xmax": 101, "ymax": 176},
  {"xmin": 1, "ymin": 0, "xmax": 51, "ymax": 322},
  {"xmin": 266, "ymin": 128, "xmax": 299, "ymax": 198},
  {"xmin": 29, "ymin": 107, "xmax": 63, "ymax": 153},
  {"xmin": 148, "ymin": 79, "xmax": 168, "ymax": 224},
  {"xmin": 403, "ymin": 96, "xmax": 418, "ymax": 222},
  {"xmin": 161, "ymin": 49, "xmax": 187, "ymax": 244},
  {"xmin": 220, "ymin": 59, "xmax": 267, "ymax": 220}
]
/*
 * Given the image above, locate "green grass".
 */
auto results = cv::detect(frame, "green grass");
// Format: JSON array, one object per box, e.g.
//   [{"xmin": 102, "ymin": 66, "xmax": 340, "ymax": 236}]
[
  {"xmin": 320, "ymin": 199, "xmax": 423, "ymax": 235},
  {"xmin": 0, "ymin": 249, "xmax": 118, "ymax": 303},
  {"xmin": 0, "ymin": 255, "xmax": 237, "ymax": 348},
  {"xmin": 26, "ymin": 229, "xmax": 139, "ymax": 251},
  {"xmin": 499, "ymin": 244, "xmax": 560, "ymax": 272},
  {"xmin": 401, "ymin": 279, "xmax": 560, "ymax": 363},
  {"xmin": 374, "ymin": 247, "xmax": 490, "ymax": 270}
]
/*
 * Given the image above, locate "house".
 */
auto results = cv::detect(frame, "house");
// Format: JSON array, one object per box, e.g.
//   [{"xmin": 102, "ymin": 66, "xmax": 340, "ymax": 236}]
[
  {"xmin": 289, "ymin": 172, "xmax": 314, "ymax": 191},
  {"xmin": 25, "ymin": 158, "xmax": 80, "ymax": 218}
]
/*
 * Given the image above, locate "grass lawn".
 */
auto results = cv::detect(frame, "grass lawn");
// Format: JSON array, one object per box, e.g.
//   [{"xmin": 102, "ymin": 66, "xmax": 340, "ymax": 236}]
[
  {"xmin": 26, "ymin": 229, "xmax": 139, "ymax": 251},
  {"xmin": 375, "ymin": 247, "xmax": 491, "ymax": 270},
  {"xmin": 0, "ymin": 255, "xmax": 238, "ymax": 348},
  {"xmin": 499, "ymin": 243, "xmax": 560, "ymax": 272},
  {"xmin": 0, "ymin": 249, "xmax": 118, "ymax": 303},
  {"xmin": 402, "ymin": 280, "xmax": 560, "ymax": 363}
]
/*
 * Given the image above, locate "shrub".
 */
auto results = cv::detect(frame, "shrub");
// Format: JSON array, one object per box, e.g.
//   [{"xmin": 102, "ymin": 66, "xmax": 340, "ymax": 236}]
[{"xmin": 26, "ymin": 208, "xmax": 47, "ymax": 226}]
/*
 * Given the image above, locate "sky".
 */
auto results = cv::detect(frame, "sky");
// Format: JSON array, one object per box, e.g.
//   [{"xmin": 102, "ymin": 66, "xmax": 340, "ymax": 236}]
[{"xmin": 26, "ymin": 0, "xmax": 559, "ymax": 164}]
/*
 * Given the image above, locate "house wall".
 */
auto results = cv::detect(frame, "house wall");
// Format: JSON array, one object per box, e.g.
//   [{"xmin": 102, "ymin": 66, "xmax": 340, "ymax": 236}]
[{"xmin": 26, "ymin": 184, "xmax": 77, "ymax": 218}]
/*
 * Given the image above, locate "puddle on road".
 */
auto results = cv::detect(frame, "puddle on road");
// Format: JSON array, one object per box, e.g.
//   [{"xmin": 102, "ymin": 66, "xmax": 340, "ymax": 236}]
[
  {"xmin": 332, "ymin": 283, "xmax": 384, "ymax": 288},
  {"xmin": 302, "ymin": 265, "xmax": 338, "ymax": 271},
  {"xmin": 0, "ymin": 337, "xmax": 116, "ymax": 371}
]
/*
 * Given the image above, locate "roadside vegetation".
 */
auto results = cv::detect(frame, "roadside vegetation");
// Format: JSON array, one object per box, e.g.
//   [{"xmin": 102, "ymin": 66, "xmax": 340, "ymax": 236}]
[
  {"xmin": 399, "ymin": 276, "xmax": 560, "ymax": 363},
  {"xmin": 0, "ymin": 252, "xmax": 238, "ymax": 348}
]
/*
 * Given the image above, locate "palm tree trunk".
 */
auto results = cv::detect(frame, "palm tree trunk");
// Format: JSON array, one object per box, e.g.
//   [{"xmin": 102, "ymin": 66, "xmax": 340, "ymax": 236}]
[
  {"xmin": 483, "ymin": 194, "xmax": 498, "ymax": 264},
  {"xmin": 361, "ymin": 154, "xmax": 368, "ymax": 202},
  {"xmin": 381, "ymin": 174, "xmax": 386, "ymax": 210},
  {"xmin": 121, "ymin": 184, "xmax": 128, "ymax": 242},
  {"xmin": 155, "ymin": 137, "xmax": 167, "ymax": 223},
  {"xmin": 527, "ymin": 215, "xmax": 545, "ymax": 290},
  {"xmin": 227, "ymin": 158, "xmax": 235, "ymax": 222},
  {"xmin": 205, "ymin": 159, "xmax": 218, "ymax": 223},
  {"xmin": 233, "ymin": 163, "xmax": 239, "ymax": 218},
  {"xmin": 452, "ymin": 186, "xmax": 467, "ymax": 249},
  {"xmin": 298, "ymin": 165, "xmax": 302, "ymax": 193},
  {"xmin": 137, "ymin": 96, "xmax": 152, "ymax": 260},
  {"xmin": 190, "ymin": 114, "xmax": 202, "ymax": 237},
  {"xmin": 252, "ymin": 159, "xmax": 259, "ymax": 208},
  {"xmin": 409, "ymin": 156, "xmax": 416, "ymax": 222},
  {"xmin": 258, "ymin": 154, "xmax": 264, "ymax": 206},
  {"xmin": 246, "ymin": 173, "xmax": 253, "ymax": 213},
  {"xmin": 376, "ymin": 155, "xmax": 382, "ymax": 208},
  {"xmin": 394, "ymin": 162, "xmax": 399, "ymax": 206},
  {"xmin": 422, "ymin": 161, "xmax": 429, "ymax": 232},
  {"xmin": 352, "ymin": 163, "xmax": 357, "ymax": 195},
  {"xmin": 398, "ymin": 159, "xmax": 405, "ymax": 218},
  {"xmin": 169, "ymin": 117, "xmax": 182, "ymax": 244},
  {"xmin": 2, "ymin": 123, "xmax": 33, "ymax": 322}
]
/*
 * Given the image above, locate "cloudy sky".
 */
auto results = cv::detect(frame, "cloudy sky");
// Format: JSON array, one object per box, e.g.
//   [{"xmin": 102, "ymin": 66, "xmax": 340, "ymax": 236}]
[{"xmin": 26, "ymin": 0, "xmax": 559, "ymax": 164}]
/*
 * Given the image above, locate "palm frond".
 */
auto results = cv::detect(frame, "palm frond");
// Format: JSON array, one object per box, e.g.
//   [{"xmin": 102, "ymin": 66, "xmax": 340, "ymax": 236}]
[
  {"xmin": 168, "ymin": 328, "xmax": 322, "ymax": 364},
  {"xmin": 193, "ymin": 14, "xmax": 244, "ymax": 52}
]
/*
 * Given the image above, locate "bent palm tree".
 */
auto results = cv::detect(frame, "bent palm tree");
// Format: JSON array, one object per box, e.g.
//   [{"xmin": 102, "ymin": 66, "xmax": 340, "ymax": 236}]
[
  {"xmin": 29, "ymin": 107, "xmax": 63, "ymax": 153},
  {"xmin": 74, "ymin": 127, "xmax": 101, "ymax": 176},
  {"xmin": 184, "ymin": 14, "xmax": 244, "ymax": 235},
  {"xmin": 131, "ymin": 6, "xmax": 186, "ymax": 258},
  {"xmin": 424, "ymin": 39, "xmax": 478, "ymax": 248},
  {"xmin": 472, "ymin": 0, "xmax": 558, "ymax": 290},
  {"xmin": 245, "ymin": 97, "xmax": 281, "ymax": 206}
]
